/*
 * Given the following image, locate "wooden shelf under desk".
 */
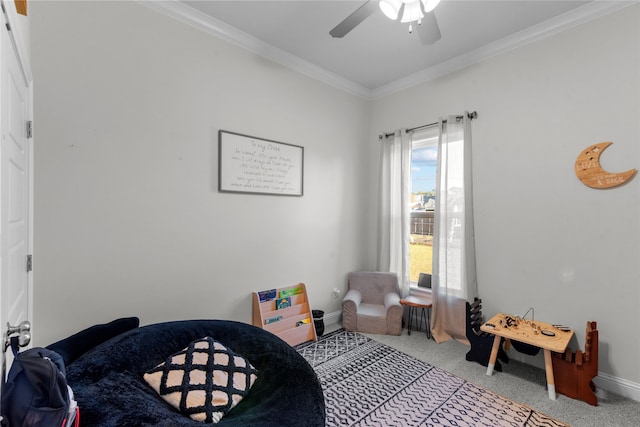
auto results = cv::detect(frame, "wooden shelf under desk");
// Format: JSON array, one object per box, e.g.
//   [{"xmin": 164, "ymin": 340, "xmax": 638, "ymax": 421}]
[{"xmin": 252, "ymin": 283, "xmax": 317, "ymax": 347}]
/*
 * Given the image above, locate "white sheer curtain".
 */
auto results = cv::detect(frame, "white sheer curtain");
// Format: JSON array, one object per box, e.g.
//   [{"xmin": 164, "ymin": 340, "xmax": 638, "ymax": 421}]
[
  {"xmin": 431, "ymin": 113, "xmax": 478, "ymax": 344},
  {"xmin": 377, "ymin": 130, "xmax": 411, "ymax": 297}
]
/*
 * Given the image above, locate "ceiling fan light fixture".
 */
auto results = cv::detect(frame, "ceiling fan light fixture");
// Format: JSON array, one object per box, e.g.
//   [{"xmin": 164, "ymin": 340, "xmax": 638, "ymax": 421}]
[
  {"xmin": 400, "ymin": 0, "xmax": 424, "ymax": 23},
  {"xmin": 421, "ymin": 0, "xmax": 441, "ymax": 13},
  {"xmin": 379, "ymin": 0, "xmax": 402, "ymax": 20}
]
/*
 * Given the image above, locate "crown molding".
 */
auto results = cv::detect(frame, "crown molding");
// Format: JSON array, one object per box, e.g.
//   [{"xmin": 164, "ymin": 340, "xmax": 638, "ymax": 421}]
[
  {"xmin": 370, "ymin": 0, "xmax": 637, "ymax": 99},
  {"xmin": 139, "ymin": 0, "xmax": 372, "ymax": 99},
  {"xmin": 141, "ymin": 1, "xmax": 636, "ymax": 102}
]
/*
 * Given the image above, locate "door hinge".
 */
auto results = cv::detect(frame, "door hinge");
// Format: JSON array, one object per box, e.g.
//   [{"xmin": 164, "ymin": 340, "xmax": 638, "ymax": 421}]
[
  {"xmin": 26, "ymin": 254, "xmax": 32, "ymax": 272},
  {"xmin": 26, "ymin": 121, "xmax": 33, "ymax": 139}
]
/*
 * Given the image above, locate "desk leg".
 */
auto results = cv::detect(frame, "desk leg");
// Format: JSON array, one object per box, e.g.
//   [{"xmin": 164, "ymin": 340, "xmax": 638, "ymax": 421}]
[
  {"xmin": 544, "ymin": 349, "xmax": 556, "ymax": 400},
  {"xmin": 485, "ymin": 335, "xmax": 502, "ymax": 376}
]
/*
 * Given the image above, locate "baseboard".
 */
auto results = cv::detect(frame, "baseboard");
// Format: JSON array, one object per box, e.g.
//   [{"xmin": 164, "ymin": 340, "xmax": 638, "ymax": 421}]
[
  {"xmin": 503, "ymin": 351, "xmax": 640, "ymax": 403},
  {"xmin": 324, "ymin": 308, "xmax": 429, "ymax": 331},
  {"xmin": 324, "ymin": 310, "xmax": 342, "ymax": 327},
  {"xmin": 594, "ymin": 371, "xmax": 640, "ymax": 402},
  {"xmin": 323, "ymin": 309, "xmax": 428, "ymax": 332}
]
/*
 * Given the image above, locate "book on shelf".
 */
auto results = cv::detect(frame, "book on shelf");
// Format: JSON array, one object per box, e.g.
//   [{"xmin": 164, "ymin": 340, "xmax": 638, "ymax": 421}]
[
  {"xmin": 279, "ymin": 286, "xmax": 303, "ymax": 298},
  {"xmin": 275, "ymin": 297, "xmax": 291, "ymax": 310},
  {"xmin": 296, "ymin": 318, "xmax": 310, "ymax": 327},
  {"xmin": 265, "ymin": 315, "xmax": 283, "ymax": 325},
  {"xmin": 258, "ymin": 289, "xmax": 277, "ymax": 302}
]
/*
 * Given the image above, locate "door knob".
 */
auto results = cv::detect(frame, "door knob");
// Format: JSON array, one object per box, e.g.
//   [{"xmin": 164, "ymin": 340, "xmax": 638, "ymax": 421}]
[{"xmin": 4, "ymin": 320, "xmax": 31, "ymax": 351}]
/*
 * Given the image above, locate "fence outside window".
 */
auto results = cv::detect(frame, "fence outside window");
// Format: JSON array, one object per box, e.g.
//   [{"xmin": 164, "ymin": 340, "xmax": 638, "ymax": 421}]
[{"xmin": 411, "ymin": 210, "xmax": 434, "ymax": 236}]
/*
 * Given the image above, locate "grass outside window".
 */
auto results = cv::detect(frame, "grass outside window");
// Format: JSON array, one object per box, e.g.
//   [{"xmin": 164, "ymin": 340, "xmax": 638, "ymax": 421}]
[{"xmin": 409, "ymin": 240, "xmax": 432, "ymax": 283}]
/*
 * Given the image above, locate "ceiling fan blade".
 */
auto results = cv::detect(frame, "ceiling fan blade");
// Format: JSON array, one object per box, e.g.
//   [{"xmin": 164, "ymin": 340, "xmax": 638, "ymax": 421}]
[
  {"xmin": 417, "ymin": 12, "xmax": 441, "ymax": 45},
  {"xmin": 330, "ymin": 1, "xmax": 378, "ymax": 38}
]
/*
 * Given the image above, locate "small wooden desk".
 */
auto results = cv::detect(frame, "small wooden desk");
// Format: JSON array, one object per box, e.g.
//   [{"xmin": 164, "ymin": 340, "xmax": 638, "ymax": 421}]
[
  {"xmin": 480, "ymin": 313, "xmax": 574, "ymax": 400},
  {"xmin": 400, "ymin": 295, "xmax": 433, "ymax": 339}
]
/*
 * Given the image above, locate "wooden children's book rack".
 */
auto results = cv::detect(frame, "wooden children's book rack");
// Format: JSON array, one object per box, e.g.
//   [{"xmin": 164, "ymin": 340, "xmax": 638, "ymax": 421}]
[{"xmin": 252, "ymin": 283, "xmax": 317, "ymax": 347}]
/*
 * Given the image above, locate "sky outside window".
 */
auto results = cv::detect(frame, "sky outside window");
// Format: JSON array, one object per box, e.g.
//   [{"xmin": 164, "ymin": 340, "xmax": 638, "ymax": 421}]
[{"xmin": 411, "ymin": 145, "xmax": 437, "ymax": 194}]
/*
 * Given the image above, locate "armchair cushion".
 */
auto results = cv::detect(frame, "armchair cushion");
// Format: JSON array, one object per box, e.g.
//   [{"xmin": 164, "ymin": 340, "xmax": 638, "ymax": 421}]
[
  {"xmin": 341, "ymin": 289, "xmax": 362, "ymax": 332},
  {"xmin": 342, "ymin": 289, "xmax": 362, "ymax": 307},
  {"xmin": 384, "ymin": 292, "xmax": 401, "ymax": 310}
]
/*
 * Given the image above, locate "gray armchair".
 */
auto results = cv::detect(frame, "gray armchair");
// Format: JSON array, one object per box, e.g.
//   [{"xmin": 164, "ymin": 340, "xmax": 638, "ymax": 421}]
[{"xmin": 342, "ymin": 271, "xmax": 403, "ymax": 335}]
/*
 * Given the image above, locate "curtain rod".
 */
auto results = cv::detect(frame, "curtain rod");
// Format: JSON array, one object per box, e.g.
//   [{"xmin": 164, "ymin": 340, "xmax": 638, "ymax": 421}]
[{"xmin": 379, "ymin": 111, "xmax": 478, "ymax": 140}]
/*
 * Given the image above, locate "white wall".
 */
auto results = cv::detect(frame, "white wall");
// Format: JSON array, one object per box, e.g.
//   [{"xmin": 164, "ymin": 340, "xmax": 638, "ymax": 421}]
[
  {"xmin": 30, "ymin": 1, "xmax": 372, "ymax": 344},
  {"xmin": 370, "ymin": 5, "xmax": 640, "ymax": 390}
]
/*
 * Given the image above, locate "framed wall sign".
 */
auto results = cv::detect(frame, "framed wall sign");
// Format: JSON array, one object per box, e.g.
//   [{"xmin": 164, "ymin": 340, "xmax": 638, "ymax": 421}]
[{"xmin": 218, "ymin": 130, "xmax": 304, "ymax": 196}]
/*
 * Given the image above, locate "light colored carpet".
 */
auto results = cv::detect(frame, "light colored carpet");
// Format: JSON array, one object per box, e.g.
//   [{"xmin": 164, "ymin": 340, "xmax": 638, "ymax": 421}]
[{"xmin": 325, "ymin": 324, "xmax": 640, "ymax": 427}]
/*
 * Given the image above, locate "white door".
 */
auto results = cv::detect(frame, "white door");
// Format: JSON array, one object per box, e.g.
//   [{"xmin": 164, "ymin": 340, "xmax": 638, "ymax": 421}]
[{"xmin": 0, "ymin": 8, "xmax": 33, "ymax": 375}]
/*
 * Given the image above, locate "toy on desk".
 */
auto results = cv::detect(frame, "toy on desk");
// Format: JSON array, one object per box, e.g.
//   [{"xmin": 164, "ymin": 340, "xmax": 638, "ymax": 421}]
[
  {"xmin": 496, "ymin": 311, "xmax": 541, "ymax": 355},
  {"xmin": 500, "ymin": 308, "xmax": 541, "ymax": 334}
]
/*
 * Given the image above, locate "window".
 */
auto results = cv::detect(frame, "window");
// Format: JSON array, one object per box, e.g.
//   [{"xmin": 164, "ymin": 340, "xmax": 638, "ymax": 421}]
[{"xmin": 409, "ymin": 127, "xmax": 439, "ymax": 287}]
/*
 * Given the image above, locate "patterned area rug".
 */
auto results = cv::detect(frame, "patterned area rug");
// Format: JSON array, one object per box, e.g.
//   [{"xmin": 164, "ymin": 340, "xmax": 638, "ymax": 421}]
[{"xmin": 296, "ymin": 329, "xmax": 570, "ymax": 427}]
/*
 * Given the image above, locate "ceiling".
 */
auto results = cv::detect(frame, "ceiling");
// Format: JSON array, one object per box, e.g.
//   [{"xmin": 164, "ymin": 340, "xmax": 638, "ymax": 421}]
[{"xmin": 151, "ymin": 1, "xmax": 628, "ymax": 98}]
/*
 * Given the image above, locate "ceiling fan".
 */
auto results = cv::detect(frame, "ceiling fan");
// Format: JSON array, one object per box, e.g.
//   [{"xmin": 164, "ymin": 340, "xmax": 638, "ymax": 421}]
[{"xmin": 330, "ymin": 0, "xmax": 442, "ymax": 45}]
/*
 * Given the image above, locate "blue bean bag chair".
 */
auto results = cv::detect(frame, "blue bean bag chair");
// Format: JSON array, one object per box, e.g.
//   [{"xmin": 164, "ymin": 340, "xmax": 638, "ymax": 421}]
[{"xmin": 48, "ymin": 319, "xmax": 325, "ymax": 427}]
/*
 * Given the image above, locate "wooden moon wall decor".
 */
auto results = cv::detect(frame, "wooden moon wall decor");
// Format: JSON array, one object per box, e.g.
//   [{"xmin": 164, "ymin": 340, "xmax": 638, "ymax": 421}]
[
  {"xmin": 15, "ymin": 0, "xmax": 27, "ymax": 16},
  {"xmin": 575, "ymin": 142, "xmax": 637, "ymax": 189}
]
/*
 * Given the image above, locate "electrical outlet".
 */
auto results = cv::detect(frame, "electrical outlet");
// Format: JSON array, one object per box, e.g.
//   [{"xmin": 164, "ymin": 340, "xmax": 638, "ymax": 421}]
[{"xmin": 332, "ymin": 288, "xmax": 341, "ymax": 299}]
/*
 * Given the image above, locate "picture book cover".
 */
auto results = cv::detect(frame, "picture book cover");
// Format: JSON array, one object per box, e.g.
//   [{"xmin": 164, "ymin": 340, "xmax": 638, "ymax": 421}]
[
  {"xmin": 265, "ymin": 315, "xmax": 283, "ymax": 325},
  {"xmin": 258, "ymin": 289, "xmax": 277, "ymax": 302},
  {"xmin": 296, "ymin": 318, "xmax": 310, "ymax": 327},
  {"xmin": 275, "ymin": 297, "xmax": 291, "ymax": 310},
  {"xmin": 279, "ymin": 286, "xmax": 303, "ymax": 298}
]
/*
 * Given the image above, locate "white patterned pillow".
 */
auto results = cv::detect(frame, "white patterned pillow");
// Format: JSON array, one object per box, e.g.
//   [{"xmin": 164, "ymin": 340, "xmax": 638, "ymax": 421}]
[{"xmin": 144, "ymin": 337, "xmax": 258, "ymax": 423}]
